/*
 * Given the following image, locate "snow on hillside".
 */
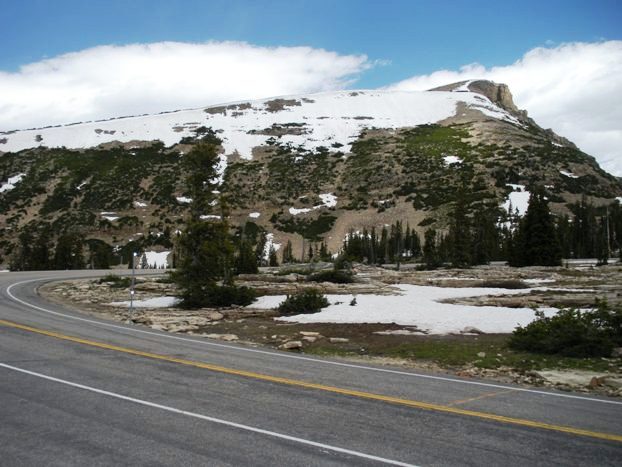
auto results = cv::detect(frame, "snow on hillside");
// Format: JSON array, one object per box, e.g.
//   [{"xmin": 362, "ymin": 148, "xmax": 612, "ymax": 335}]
[
  {"xmin": 503, "ymin": 184, "xmax": 530, "ymax": 216},
  {"xmin": 0, "ymin": 173, "xmax": 25, "ymax": 193},
  {"xmin": 0, "ymin": 89, "xmax": 521, "ymax": 160}
]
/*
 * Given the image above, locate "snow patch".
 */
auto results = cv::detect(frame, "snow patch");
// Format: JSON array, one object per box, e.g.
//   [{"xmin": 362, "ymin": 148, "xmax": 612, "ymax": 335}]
[
  {"xmin": 176, "ymin": 196, "xmax": 192, "ymax": 204},
  {"xmin": 263, "ymin": 233, "xmax": 281, "ymax": 260},
  {"xmin": 560, "ymin": 170, "xmax": 579, "ymax": 179},
  {"xmin": 110, "ymin": 296, "xmax": 179, "ymax": 308},
  {"xmin": 289, "ymin": 207, "xmax": 313, "ymax": 215},
  {"xmin": 443, "ymin": 155, "xmax": 462, "ymax": 165},
  {"xmin": 0, "ymin": 173, "xmax": 25, "ymax": 193},
  {"xmin": 249, "ymin": 212, "xmax": 261, "ymax": 218},
  {"xmin": 134, "ymin": 201, "xmax": 148, "ymax": 208},
  {"xmin": 319, "ymin": 193, "xmax": 337, "ymax": 208},
  {"xmin": 200, "ymin": 214, "xmax": 221, "ymax": 220},
  {"xmin": 251, "ymin": 284, "xmax": 558, "ymax": 334},
  {"xmin": 502, "ymin": 184, "xmax": 530, "ymax": 216},
  {"xmin": 290, "ymin": 192, "xmax": 338, "ymax": 215},
  {"xmin": 139, "ymin": 250, "xmax": 170, "ymax": 269}
]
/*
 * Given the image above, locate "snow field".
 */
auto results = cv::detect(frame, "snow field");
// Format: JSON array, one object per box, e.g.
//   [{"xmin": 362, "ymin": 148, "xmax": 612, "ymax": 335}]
[{"xmin": 252, "ymin": 284, "xmax": 559, "ymax": 335}]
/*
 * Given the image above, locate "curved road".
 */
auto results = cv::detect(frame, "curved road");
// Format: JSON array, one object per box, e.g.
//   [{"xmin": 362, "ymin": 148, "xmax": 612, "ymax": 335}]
[{"xmin": 1, "ymin": 270, "xmax": 621, "ymax": 466}]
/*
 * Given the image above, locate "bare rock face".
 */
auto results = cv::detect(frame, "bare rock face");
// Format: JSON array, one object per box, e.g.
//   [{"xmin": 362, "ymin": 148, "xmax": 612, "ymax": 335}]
[
  {"xmin": 429, "ymin": 79, "xmax": 529, "ymax": 121},
  {"xmin": 467, "ymin": 80, "xmax": 520, "ymax": 114}
]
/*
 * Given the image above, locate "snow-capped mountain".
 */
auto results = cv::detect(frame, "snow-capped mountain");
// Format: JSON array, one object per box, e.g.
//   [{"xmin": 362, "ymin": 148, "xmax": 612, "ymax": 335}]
[
  {"xmin": 1, "ymin": 85, "xmax": 522, "ymax": 157},
  {"xmin": 1, "ymin": 80, "xmax": 621, "ymax": 266}
]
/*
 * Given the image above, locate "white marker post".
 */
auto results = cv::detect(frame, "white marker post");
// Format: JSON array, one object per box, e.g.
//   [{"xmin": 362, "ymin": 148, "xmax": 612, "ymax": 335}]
[{"xmin": 129, "ymin": 252, "xmax": 137, "ymax": 317}]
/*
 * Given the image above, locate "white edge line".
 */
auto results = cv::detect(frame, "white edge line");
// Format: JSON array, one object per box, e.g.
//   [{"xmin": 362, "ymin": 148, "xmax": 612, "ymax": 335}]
[
  {"xmin": 6, "ymin": 278, "xmax": 622, "ymax": 406},
  {"xmin": 0, "ymin": 362, "xmax": 416, "ymax": 467}
]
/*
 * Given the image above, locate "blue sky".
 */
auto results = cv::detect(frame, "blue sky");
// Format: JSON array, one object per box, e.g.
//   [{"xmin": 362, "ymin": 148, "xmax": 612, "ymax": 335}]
[{"xmin": 1, "ymin": 0, "xmax": 620, "ymax": 87}]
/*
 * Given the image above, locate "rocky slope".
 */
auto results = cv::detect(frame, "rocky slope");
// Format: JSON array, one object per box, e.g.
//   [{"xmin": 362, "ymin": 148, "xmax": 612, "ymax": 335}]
[{"xmin": 1, "ymin": 80, "xmax": 621, "ymax": 265}]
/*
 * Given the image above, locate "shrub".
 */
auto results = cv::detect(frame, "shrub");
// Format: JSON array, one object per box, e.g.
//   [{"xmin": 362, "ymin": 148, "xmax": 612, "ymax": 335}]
[
  {"xmin": 307, "ymin": 269, "xmax": 354, "ymax": 284},
  {"xmin": 178, "ymin": 284, "xmax": 256, "ymax": 309},
  {"xmin": 278, "ymin": 288, "xmax": 329, "ymax": 315},
  {"xmin": 509, "ymin": 302, "xmax": 622, "ymax": 357}
]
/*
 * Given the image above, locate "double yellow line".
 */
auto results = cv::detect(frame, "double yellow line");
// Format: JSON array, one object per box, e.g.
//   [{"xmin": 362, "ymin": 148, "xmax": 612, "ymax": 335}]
[{"xmin": 1, "ymin": 318, "xmax": 621, "ymax": 443}]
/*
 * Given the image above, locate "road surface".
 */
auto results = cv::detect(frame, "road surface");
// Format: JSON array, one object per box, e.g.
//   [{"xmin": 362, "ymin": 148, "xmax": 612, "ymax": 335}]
[{"xmin": 1, "ymin": 270, "xmax": 621, "ymax": 466}]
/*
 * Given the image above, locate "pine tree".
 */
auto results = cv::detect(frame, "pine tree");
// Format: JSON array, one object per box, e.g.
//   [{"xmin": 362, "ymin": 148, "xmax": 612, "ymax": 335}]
[
  {"xmin": 448, "ymin": 196, "xmax": 472, "ymax": 268},
  {"xmin": 282, "ymin": 240, "xmax": 294, "ymax": 264},
  {"xmin": 172, "ymin": 141, "xmax": 252, "ymax": 308},
  {"xmin": 509, "ymin": 187, "xmax": 561, "ymax": 267},
  {"xmin": 254, "ymin": 231, "xmax": 267, "ymax": 267},
  {"xmin": 471, "ymin": 205, "xmax": 499, "ymax": 265},
  {"xmin": 236, "ymin": 239, "xmax": 258, "ymax": 274},
  {"xmin": 423, "ymin": 228, "xmax": 440, "ymax": 269},
  {"xmin": 54, "ymin": 232, "xmax": 85, "ymax": 270},
  {"xmin": 268, "ymin": 246, "xmax": 279, "ymax": 266},
  {"xmin": 595, "ymin": 217, "xmax": 609, "ymax": 266}
]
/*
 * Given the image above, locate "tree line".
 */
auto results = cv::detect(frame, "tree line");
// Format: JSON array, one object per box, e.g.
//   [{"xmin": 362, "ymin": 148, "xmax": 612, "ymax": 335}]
[{"xmin": 341, "ymin": 188, "xmax": 622, "ymax": 268}]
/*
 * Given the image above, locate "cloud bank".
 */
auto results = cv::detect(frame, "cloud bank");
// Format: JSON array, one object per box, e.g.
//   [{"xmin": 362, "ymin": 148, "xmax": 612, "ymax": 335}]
[
  {"xmin": 0, "ymin": 41, "xmax": 369, "ymax": 130},
  {"xmin": 389, "ymin": 41, "xmax": 622, "ymax": 176},
  {"xmin": 1, "ymin": 40, "xmax": 620, "ymax": 176}
]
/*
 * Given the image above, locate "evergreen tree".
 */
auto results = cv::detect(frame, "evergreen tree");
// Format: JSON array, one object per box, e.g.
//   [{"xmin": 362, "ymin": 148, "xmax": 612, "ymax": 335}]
[
  {"xmin": 54, "ymin": 232, "xmax": 85, "ymax": 270},
  {"xmin": 172, "ymin": 140, "xmax": 253, "ymax": 308},
  {"xmin": 282, "ymin": 240, "xmax": 294, "ymax": 264},
  {"xmin": 423, "ymin": 228, "xmax": 441, "ymax": 269},
  {"xmin": 88, "ymin": 240, "xmax": 112, "ymax": 269},
  {"xmin": 448, "ymin": 197, "xmax": 472, "ymax": 268},
  {"xmin": 509, "ymin": 187, "xmax": 561, "ymax": 267},
  {"xmin": 254, "ymin": 231, "xmax": 267, "ymax": 267},
  {"xmin": 319, "ymin": 242, "xmax": 331, "ymax": 262},
  {"xmin": 595, "ymin": 217, "xmax": 609, "ymax": 266},
  {"xmin": 471, "ymin": 205, "xmax": 499, "ymax": 265},
  {"xmin": 268, "ymin": 246, "xmax": 279, "ymax": 266},
  {"xmin": 236, "ymin": 239, "xmax": 258, "ymax": 274}
]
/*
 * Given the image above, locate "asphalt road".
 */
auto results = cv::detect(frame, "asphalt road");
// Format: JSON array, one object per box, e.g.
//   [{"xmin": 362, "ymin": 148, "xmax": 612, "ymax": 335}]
[{"xmin": 1, "ymin": 270, "xmax": 621, "ymax": 466}]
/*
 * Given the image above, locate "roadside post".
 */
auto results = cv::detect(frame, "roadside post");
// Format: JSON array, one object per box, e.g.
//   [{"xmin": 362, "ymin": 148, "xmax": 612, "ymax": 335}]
[{"xmin": 130, "ymin": 252, "xmax": 137, "ymax": 317}]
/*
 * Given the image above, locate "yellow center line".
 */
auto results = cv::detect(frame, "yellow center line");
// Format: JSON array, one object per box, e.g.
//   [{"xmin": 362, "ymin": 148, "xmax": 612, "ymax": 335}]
[
  {"xmin": 449, "ymin": 389, "xmax": 517, "ymax": 406},
  {"xmin": 1, "ymin": 318, "xmax": 621, "ymax": 443}
]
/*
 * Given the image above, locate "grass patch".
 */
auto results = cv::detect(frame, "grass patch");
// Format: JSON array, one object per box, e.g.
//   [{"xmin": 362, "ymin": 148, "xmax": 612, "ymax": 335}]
[{"xmin": 304, "ymin": 333, "xmax": 617, "ymax": 373}]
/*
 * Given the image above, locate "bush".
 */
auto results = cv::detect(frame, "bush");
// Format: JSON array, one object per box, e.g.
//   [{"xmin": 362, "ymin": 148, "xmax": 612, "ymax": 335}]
[
  {"xmin": 509, "ymin": 303, "xmax": 622, "ymax": 357},
  {"xmin": 278, "ymin": 288, "xmax": 329, "ymax": 315},
  {"xmin": 178, "ymin": 284, "xmax": 256, "ymax": 309},
  {"xmin": 98, "ymin": 274, "xmax": 131, "ymax": 288},
  {"xmin": 307, "ymin": 269, "xmax": 354, "ymax": 284},
  {"xmin": 478, "ymin": 280, "xmax": 528, "ymax": 289}
]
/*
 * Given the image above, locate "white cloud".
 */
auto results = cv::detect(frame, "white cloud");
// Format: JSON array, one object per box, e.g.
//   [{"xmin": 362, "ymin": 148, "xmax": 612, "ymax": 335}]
[
  {"xmin": 388, "ymin": 41, "xmax": 622, "ymax": 176},
  {"xmin": 0, "ymin": 41, "xmax": 369, "ymax": 131}
]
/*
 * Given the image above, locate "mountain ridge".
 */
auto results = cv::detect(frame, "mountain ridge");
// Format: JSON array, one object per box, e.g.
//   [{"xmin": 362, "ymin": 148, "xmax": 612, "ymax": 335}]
[{"xmin": 1, "ymin": 80, "xmax": 621, "ymax": 267}]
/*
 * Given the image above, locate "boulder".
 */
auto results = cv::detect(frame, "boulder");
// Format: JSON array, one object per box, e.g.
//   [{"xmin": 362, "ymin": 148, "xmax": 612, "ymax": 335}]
[
  {"xmin": 329, "ymin": 337, "xmax": 349, "ymax": 343},
  {"xmin": 611, "ymin": 347, "xmax": 622, "ymax": 358},
  {"xmin": 280, "ymin": 341, "xmax": 303, "ymax": 350},
  {"xmin": 204, "ymin": 333, "xmax": 239, "ymax": 341},
  {"xmin": 167, "ymin": 324, "xmax": 199, "ymax": 333},
  {"xmin": 302, "ymin": 336, "xmax": 318, "ymax": 343},
  {"xmin": 206, "ymin": 311, "xmax": 224, "ymax": 321},
  {"xmin": 299, "ymin": 331, "xmax": 321, "ymax": 337}
]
